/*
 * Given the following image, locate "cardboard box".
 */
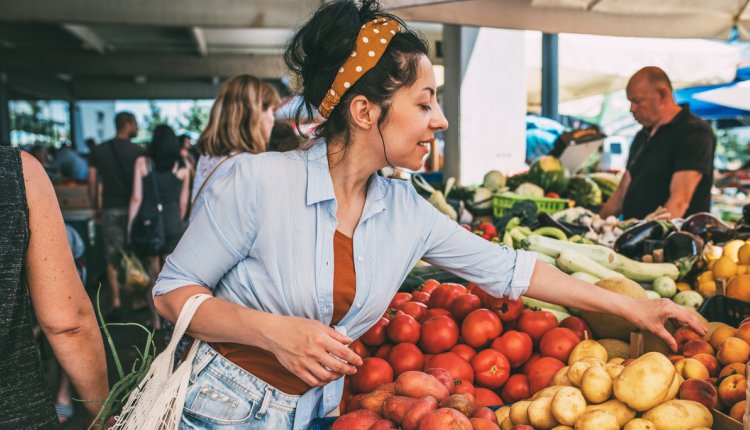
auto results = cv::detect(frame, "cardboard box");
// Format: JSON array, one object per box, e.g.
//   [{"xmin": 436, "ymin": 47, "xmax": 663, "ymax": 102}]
[
  {"xmin": 712, "ymin": 408, "xmax": 743, "ymax": 430},
  {"xmin": 54, "ymin": 183, "xmax": 91, "ymax": 210}
]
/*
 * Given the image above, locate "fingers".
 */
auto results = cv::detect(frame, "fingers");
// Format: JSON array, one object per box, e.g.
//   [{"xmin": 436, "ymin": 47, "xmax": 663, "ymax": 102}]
[
  {"xmin": 653, "ymin": 324, "xmax": 679, "ymax": 353},
  {"xmin": 326, "ymin": 326, "xmax": 354, "ymax": 346},
  {"xmin": 319, "ymin": 351, "xmax": 358, "ymax": 376},
  {"xmin": 666, "ymin": 302, "xmax": 708, "ymax": 335},
  {"xmin": 324, "ymin": 327, "xmax": 363, "ymax": 367}
]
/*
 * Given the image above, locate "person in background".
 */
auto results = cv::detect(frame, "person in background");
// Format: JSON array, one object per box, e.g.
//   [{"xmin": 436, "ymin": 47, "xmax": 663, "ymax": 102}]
[
  {"xmin": 88, "ymin": 112, "xmax": 144, "ymax": 318},
  {"xmin": 191, "ymin": 75, "xmax": 280, "ymax": 218},
  {"xmin": 53, "ymin": 141, "xmax": 89, "ymax": 182},
  {"xmin": 178, "ymin": 133, "xmax": 196, "ymax": 180},
  {"xmin": 0, "ymin": 146, "xmax": 109, "ymax": 429},
  {"xmin": 152, "ymin": 2, "xmax": 705, "ymax": 428},
  {"xmin": 84, "ymin": 138, "xmax": 97, "ymax": 160},
  {"xmin": 266, "ymin": 121, "xmax": 302, "ymax": 152},
  {"xmin": 128, "ymin": 125, "xmax": 190, "ymax": 330},
  {"xmin": 601, "ymin": 67, "xmax": 716, "ymax": 220}
]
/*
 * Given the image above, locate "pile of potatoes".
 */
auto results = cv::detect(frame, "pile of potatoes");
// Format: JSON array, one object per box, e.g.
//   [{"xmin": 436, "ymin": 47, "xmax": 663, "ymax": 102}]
[{"xmin": 495, "ymin": 340, "xmax": 714, "ymax": 430}]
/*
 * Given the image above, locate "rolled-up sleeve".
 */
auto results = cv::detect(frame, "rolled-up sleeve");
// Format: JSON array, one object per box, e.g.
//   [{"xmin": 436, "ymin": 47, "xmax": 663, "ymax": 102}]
[
  {"xmin": 153, "ymin": 159, "xmax": 258, "ymax": 296},
  {"xmin": 418, "ymin": 195, "xmax": 536, "ymax": 299}
]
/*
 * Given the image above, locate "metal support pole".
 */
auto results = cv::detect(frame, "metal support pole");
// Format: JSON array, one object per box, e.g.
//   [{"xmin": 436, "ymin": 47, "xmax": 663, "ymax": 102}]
[{"xmin": 541, "ymin": 33, "xmax": 559, "ymax": 121}]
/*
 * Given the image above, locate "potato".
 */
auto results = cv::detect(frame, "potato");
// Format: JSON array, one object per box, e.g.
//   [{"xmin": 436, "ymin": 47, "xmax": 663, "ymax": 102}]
[
  {"xmin": 552, "ymin": 427, "xmax": 574, "ymax": 430},
  {"xmin": 613, "ymin": 352, "xmax": 675, "ymax": 411},
  {"xmin": 401, "ymin": 396, "xmax": 438, "ymax": 430},
  {"xmin": 439, "ymin": 393, "xmax": 476, "ymax": 417},
  {"xmin": 469, "ymin": 417, "xmax": 501, "ymax": 430},
  {"xmin": 509, "ymin": 400, "xmax": 531, "ymax": 425},
  {"xmin": 581, "ymin": 366, "xmax": 612, "ymax": 404},
  {"xmin": 494, "ymin": 406, "xmax": 511, "ymax": 424},
  {"xmin": 395, "ymin": 371, "xmax": 450, "ymax": 402},
  {"xmin": 623, "ymin": 418, "xmax": 655, "ymax": 430},
  {"xmin": 500, "ymin": 417, "xmax": 513, "ymax": 430},
  {"xmin": 551, "ymin": 386, "xmax": 586, "ymax": 426},
  {"xmin": 528, "ymin": 396, "xmax": 558, "ymax": 429},
  {"xmin": 368, "ymin": 419, "xmax": 397, "ymax": 430},
  {"xmin": 608, "ymin": 357, "xmax": 625, "ymax": 365},
  {"xmin": 568, "ymin": 340, "xmax": 608, "ymax": 365},
  {"xmin": 331, "ymin": 409, "xmax": 381, "ymax": 430},
  {"xmin": 532, "ymin": 385, "xmax": 564, "ymax": 400},
  {"xmin": 641, "ymin": 400, "xmax": 713, "ymax": 430},
  {"xmin": 552, "ymin": 366, "xmax": 572, "ymax": 386},
  {"xmin": 662, "ymin": 373, "xmax": 682, "ymax": 402},
  {"xmin": 580, "ymin": 357, "xmax": 605, "ymax": 367},
  {"xmin": 604, "ymin": 363, "xmax": 624, "ymax": 379},
  {"xmin": 574, "ymin": 410, "xmax": 619, "ymax": 430},
  {"xmin": 586, "ymin": 399, "xmax": 635, "ymax": 427},
  {"xmin": 359, "ymin": 390, "xmax": 394, "ymax": 414},
  {"xmin": 382, "ymin": 396, "xmax": 418, "ymax": 425},
  {"xmin": 418, "ymin": 408, "xmax": 472, "ymax": 429},
  {"xmin": 568, "ymin": 361, "xmax": 592, "ymax": 387}
]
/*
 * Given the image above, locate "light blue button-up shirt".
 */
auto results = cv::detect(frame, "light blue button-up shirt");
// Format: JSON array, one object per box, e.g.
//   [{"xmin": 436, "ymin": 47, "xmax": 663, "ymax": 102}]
[{"xmin": 154, "ymin": 140, "xmax": 536, "ymax": 429}]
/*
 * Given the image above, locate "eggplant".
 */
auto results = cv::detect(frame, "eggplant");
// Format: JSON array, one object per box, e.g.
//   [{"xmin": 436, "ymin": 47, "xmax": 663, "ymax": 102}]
[
  {"xmin": 681, "ymin": 212, "xmax": 737, "ymax": 244},
  {"xmin": 614, "ymin": 220, "xmax": 668, "ymax": 258},
  {"xmin": 663, "ymin": 231, "xmax": 704, "ymax": 278}
]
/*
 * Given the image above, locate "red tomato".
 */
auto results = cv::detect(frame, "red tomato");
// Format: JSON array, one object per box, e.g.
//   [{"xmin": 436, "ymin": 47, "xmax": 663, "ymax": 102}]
[
  {"xmin": 461, "ymin": 309, "xmax": 502, "ymax": 348},
  {"xmin": 350, "ymin": 357, "xmax": 394, "ymax": 394},
  {"xmin": 360, "ymin": 317, "xmax": 389, "ymax": 347},
  {"xmin": 425, "ymin": 352, "xmax": 474, "ymax": 382},
  {"xmin": 559, "ymin": 316, "xmax": 593, "ymax": 341},
  {"xmin": 517, "ymin": 310, "xmax": 558, "ymax": 345},
  {"xmin": 526, "ymin": 356, "xmax": 565, "ymax": 394},
  {"xmin": 374, "ymin": 343, "xmax": 392, "ymax": 359},
  {"xmin": 474, "ymin": 387, "xmax": 503, "ymax": 408},
  {"xmin": 485, "ymin": 296, "xmax": 523, "ymax": 322},
  {"xmin": 421, "ymin": 308, "xmax": 453, "ymax": 323},
  {"xmin": 424, "ymin": 367, "xmax": 455, "ymax": 394},
  {"xmin": 386, "ymin": 314, "xmax": 421, "ymax": 344},
  {"xmin": 419, "ymin": 315, "xmax": 459, "ymax": 353},
  {"xmin": 450, "ymin": 344, "xmax": 477, "ymax": 363},
  {"xmin": 539, "ymin": 327, "xmax": 581, "ymax": 363},
  {"xmin": 386, "ymin": 342, "xmax": 424, "ymax": 376},
  {"xmin": 500, "ymin": 373, "xmax": 530, "ymax": 403},
  {"xmin": 453, "ymin": 379, "xmax": 475, "ymax": 395},
  {"xmin": 428, "ymin": 283, "xmax": 467, "ymax": 309},
  {"xmin": 471, "ymin": 349, "xmax": 510, "ymax": 389},
  {"xmin": 389, "ymin": 292, "xmax": 412, "ymax": 309},
  {"xmin": 348, "ymin": 340, "xmax": 369, "ymax": 359},
  {"xmin": 450, "ymin": 294, "xmax": 482, "ymax": 320},
  {"xmin": 421, "ymin": 279, "xmax": 440, "ymax": 294},
  {"xmin": 522, "ymin": 353, "xmax": 542, "ymax": 375},
  {"xmin": 397, "ymin": 301, "xmax": 428, "ymax": 321},
  {"xmin": 490, "ymin": 330, "xmax": 533, "ymax": 369},
  {"xmin": 411, "ymin": 290, "xmax": 431, "ymax": 304}
]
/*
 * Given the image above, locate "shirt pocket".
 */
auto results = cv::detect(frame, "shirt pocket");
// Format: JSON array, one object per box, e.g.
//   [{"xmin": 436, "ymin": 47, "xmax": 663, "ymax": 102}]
[{"xmin": 183, "ymin": 381, "xmax": 256, "ymax": 425}]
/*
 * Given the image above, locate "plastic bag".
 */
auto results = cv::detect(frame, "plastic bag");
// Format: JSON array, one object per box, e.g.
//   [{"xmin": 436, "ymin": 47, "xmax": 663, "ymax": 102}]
[{"xmin": 120, "ymin": 248, "xmax": 150, "ymax": 295}]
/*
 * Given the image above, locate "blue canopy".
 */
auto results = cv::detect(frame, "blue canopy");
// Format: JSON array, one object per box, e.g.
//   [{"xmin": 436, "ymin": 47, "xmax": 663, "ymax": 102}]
[{"xmin": 674, "ymin": 67, "xmax": 750, "ymax": 120}]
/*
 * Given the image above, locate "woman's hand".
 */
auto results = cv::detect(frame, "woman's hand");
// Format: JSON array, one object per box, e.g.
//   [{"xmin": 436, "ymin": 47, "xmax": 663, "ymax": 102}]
[
  {"xmin": 624, "ymin": 297, "xmax": 707, "ymax": 352},
  {"xmin": 263, "ymin": 315, "xmax": 364, "ymax": 387}
]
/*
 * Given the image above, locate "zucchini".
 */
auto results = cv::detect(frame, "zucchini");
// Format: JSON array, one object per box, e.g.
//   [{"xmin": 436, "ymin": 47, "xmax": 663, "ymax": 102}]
[
  {"xmin": 530, "ymin": 251, "xmax": 556, "ymax": 265},
  {"xmin": 521, "ymin": 297, "xmax": 571, "ymax": 322},
  {"xmin": 532, "ymin": 226, "xmax": 568, "ymax": 241},
  {"xmin": 523, "ymin": 234, "xmax": 616, "ymax": 264},
  {"xmin": 610, "ymin": 254, "xmax": 679, "ymax": 282},
  {"xmin": 570, "ymin": 272, "xmax": 600, "ymax": 284},
  {"xmin": 556, "ymin": 250, "xmax": 625, "ymax": 280}
]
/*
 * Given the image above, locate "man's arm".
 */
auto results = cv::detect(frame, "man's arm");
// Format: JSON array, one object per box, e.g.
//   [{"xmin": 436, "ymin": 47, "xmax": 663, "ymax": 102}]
[
  {"xmin": 664, "ymin": 170, "xmax": 702, "ymax": 218},
  {"xmin": 87, "ymin": 166, "xmax": 98, "ymax": 211},
  {"xmin": 600, "ymin": 170, "xmax": 631, "ymax": 218}
]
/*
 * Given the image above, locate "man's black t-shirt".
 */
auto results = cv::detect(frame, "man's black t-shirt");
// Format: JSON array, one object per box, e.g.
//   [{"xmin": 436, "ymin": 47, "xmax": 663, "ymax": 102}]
[
  {"xmin": 622, "ymin": 106, "xmax": 715, "ymax": 219},
  {"xmin": 90, "ymin": 138, "xmax": 145, "ymax": 209}
]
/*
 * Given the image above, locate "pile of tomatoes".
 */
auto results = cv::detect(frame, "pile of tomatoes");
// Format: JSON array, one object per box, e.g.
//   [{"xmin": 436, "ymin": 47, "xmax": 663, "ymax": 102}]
[{"xmin": 342, "ymin": 280, "xmax": 594, "ymax": 414}]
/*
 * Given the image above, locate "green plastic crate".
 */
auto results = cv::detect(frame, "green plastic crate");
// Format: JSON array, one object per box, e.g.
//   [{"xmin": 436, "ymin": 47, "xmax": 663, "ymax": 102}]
[{"xmin": 493, "ymin": 193, "xmax": 571, "ymax": 218}]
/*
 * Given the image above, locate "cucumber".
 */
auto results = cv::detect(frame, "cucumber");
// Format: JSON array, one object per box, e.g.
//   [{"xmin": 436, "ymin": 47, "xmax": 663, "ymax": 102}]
[
  {"xmin": 523, "ymin": 234, "xmax": 616, "ymax": 264},
  {"xmin": 521, "ymin": 296, "xmax": 570, "ymax": 316},
  {"xmin": 609, "ymin": 254, "xmax": 679, "ymax": 282},
  {"xmin": 570, "ymin": 272, "xmax": 600, "ymax": 284},
  {"xmin": 530, "ymin": 251, "xmax": 556, "ymax": 265},
  {"xmin": 556, "ymin": 250, "xmax": 625, "ymax": 280}
]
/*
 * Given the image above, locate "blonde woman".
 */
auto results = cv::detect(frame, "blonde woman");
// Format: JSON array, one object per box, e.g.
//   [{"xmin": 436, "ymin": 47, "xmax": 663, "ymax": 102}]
[{"xmin": 191, "ymin": 75, "xmax": 280, "ymax": 218}]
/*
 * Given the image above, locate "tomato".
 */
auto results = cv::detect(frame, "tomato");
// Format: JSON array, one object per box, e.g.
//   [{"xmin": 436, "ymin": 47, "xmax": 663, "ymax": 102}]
[
  {"xmin": 522, "ymin": 353, "xmax": 542, "ymax": 375},
  {"xmin": 350, "ymin": 357, "xmax": 394, "ymax": 394},
  {"xmin": 485, "ymin": 296, "xmax": 523, "ymax": 322},
  {"xmin": 419, "ymin": 315, "xmax": 459, "ymax": 353},
  {"xmin": 559, "ymin": 316, "xmax": 592, "ymax": 341},
  {"xmin": 386, "ymin": 314, "xmax": 421, "ymax": 344},
  {"xmin": 421, "ymin": 308, "xmax": 452, "ymax": 323},
  {"xmin": 526, "ymin": 356, "xmax": 565, "ymax": 394},
  {"xmin": 360, "ymin": 316, "xmax": 389, "ymax": 347},
  {"xmin": 386, "ymin": 342, "xmax": 424, "ymax": 376},
  {"xmin": 411, "ymin": 290, "xmax": 431, "ymax": 304},
  {"xmin": 461, "ymin": 309, "xmax": 502, "ymax": 348},
  {"xmin": 389, "ymin": 292, "xmax": 412, "ymax": 309},
  {"xmin": 348, "ymin": 340, "xmax": 369, "ymax": 359},
  {"xmin": 428, "ymin": 283, "xmax": 467, "ymax": 309},
  {"xmin": 450, "ymin": 344, "xmax": 477, "ymax": 363},
  {"xmin": 426, "ymin": 352, "xmax": 474, "ymax": 382},
  {"xmin": 374, "ymin": 343, "xmax": 392, "ymax": 359},
  {"xmin": 474, "ymin": 387, "xmax": 503, "ymax": 408},
  {"xmin": 491, "ymin": 330, "xmax": 533, "ymax": 369},
  {"xmin": 421, "ymin": 279, "xmax": 440, "ymax": 294},
  {"xmin": 500, "ymin": 373, "xmax": 530, "ymax": 403},
  {"xmin": 424, "ymin": 367, "xmax": 455, "ymax": 394},
  {"xmin": 539, "ymin": 327, "xmax": 581, "ymax": 363},
  {"xmin": 450, "ymin": 294, "xmax": 482, "ymax": 320},
  {"xmin": 471, "ymin": 349, "xmax": 510, "ymax": 389},
  {"xmin": 397, "ymin": 301, "xmax": 428, "ymax": 322},
  {"xmin": 453, "ymin": 379, "xmax": 475, "ymax": 395},
  {"xmin": 517, "ymin": 310, "xmax": 558, "ymax": 345}
]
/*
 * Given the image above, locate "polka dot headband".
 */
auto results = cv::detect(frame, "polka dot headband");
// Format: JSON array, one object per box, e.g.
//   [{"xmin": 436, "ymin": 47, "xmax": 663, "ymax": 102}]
[{"xmin": 318, "ymin": 17, "xmax": 401, "ymax": 118}]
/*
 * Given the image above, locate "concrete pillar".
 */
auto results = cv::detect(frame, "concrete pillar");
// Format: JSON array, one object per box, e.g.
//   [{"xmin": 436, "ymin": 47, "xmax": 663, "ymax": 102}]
[
  {"xmin": 69, "ymin": 98, "xmax": 84, "ymax": 151},
  {"xmin": 541, "ymin": 33, "xmax": 559, "ymax": 121},
  {"xmin": 442, "ymin": 26, "xmax": 527, "ymax": 185},
  {"xmin": 0, "ymin": 73, "xmax": 10, "ymax": 146}
]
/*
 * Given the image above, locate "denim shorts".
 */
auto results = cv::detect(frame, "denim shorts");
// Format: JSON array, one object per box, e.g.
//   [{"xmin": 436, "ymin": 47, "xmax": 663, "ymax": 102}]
[{"xmin": 180, "ymin": 342, "xmax": 300, "ymax": 429}]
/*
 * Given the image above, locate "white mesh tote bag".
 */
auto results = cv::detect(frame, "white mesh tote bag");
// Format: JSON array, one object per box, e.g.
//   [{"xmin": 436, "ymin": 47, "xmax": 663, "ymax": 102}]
[{"xmin": 111, "ymin": 293, "xmax": 212, "ymax": 430}]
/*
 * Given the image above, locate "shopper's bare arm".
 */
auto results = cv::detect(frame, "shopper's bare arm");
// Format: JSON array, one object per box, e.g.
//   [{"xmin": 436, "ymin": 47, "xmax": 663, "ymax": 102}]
[
  {"xmin": 178, "ymin": 167, "xmax": 190, "ymax": 219},
  {"xmin": 599, "ymin": 170, "xmax": 631, "ymax": 218},
  {"xmin": 87, "ymin": 166, "xmax": 98, "ymax": 211},
  {"xmin": 22, "ymin": 152, "xmax": 109, "ymax": 418},
  {"xmin": 127, "ymin": 156, "xmax": 146, "ymax": 232},
  {"xmin": 664, "ymin": 170, "xmax": 702, "ymax": 219}
]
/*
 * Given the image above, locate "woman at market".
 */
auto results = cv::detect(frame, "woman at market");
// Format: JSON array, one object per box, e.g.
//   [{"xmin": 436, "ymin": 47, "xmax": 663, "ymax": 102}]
[
  {"xmin": 128, "ymin": 124, "xmax": 191, "ymax": 330},
  {"xmin": 0, "ymin": 146, "xmax": 110, "ymax": 428},
  {"xmin": 190, "ymin": 74, "xmax": 280, "ymax": 218},
  {"xmin": 152, "ymin": 1, "xmax": 706, "ymax": 428}
]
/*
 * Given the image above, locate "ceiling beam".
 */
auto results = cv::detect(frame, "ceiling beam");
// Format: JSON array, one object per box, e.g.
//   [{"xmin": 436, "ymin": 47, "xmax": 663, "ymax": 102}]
[
  {"xmin": 0, "ymin": 0, "xmax": 321, "ymax": 28},
  {"xmin": 190, "ymin": 27, "xmax": 208, "ymax": 56},
  {"xmin": 61, "ymin": 24, "xmax": 107, "ymax": 54},
  {"xmin": 0, "ymin": 52, "xmax": 287, "ymax": 79},
  {"xmin": 71, "ymin": 80, "xmax": 223, "ymax": 100}
]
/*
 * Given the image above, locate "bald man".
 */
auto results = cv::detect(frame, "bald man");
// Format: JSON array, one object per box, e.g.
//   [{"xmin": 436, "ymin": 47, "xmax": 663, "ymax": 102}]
[{"xmin": 600, "ymin": 67, "xmax": 715, "ymax": 220}]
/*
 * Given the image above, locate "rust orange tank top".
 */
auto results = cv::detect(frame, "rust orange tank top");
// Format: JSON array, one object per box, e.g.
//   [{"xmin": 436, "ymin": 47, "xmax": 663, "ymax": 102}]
[{"xmin": 211, "ymin": 230, "xmax": 356, "ymax": 395}]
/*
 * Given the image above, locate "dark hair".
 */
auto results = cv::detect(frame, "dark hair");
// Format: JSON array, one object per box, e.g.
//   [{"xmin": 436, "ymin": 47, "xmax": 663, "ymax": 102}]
[
  {"xmin": 267, "ymin": 121, "xmax": 301, "ymax": 152},
  {"xmin": 115, "ymin": 111, "xmax": 136, "ymax": 131},
  {"xmin": 148, "ymin": 124, "xmax": 183, "ymax": 171},
  {"xmin": 285, "ymin": 0, "xmax": 429, "ymax": 144}
]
